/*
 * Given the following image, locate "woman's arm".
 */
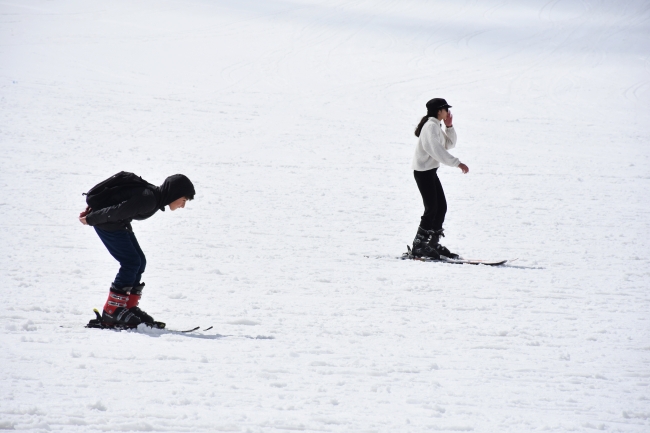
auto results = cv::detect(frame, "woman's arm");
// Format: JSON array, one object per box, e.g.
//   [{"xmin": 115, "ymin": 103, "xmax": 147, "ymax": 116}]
[
  {"xmin": 443, "ymin": 127, "xmax": 457, "ymax": 150},
  {"xmin": 421, "ymin": 123, "xmax": 461, "ymax": 168},
  {"xmin": 442, "ymin": 111, "xmax": 457, "ymax": 150}
]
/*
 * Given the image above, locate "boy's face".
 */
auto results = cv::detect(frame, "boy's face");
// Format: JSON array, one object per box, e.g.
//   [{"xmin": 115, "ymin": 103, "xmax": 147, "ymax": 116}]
[{"xmin": 169, "ymin": 197, "xmax": 188, "ymax": 211}]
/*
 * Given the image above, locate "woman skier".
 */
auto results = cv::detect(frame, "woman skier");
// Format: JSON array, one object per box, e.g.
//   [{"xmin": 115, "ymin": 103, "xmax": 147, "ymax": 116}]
[{"xmin": 411, "ymin": 98, "xmax": 469, "ymax": 259}]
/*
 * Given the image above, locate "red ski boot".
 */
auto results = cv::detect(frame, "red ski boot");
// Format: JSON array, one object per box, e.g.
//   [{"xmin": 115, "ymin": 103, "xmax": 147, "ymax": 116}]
[
  {"xmin": 101, "ymin": 284, "xmax": 142, "ymax": 328},
  {"xmin": 126, "ymin": 282, "xmax": 155, "ymax": 325}
]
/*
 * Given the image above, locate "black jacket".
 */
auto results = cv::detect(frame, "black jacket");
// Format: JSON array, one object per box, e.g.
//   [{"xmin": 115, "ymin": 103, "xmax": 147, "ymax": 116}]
[{"xmin": 86, "ymin": 186, "xmax": 164, "ymax": 232}]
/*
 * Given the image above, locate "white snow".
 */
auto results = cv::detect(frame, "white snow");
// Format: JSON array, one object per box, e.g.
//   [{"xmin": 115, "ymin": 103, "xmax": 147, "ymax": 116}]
[{"xmin": 1, "ymin": 0, "xmax": 649, "ymax": 431}]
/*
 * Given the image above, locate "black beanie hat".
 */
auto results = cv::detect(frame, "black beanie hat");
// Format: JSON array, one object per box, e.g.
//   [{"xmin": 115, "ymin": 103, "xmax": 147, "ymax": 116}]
[
  {"xmin": 426, "ymin": 98, "xmax": 452, "ymax": 116},
  {"xmin": 158, "ymin": 174, "xmax": 195, "ymax": 208}
]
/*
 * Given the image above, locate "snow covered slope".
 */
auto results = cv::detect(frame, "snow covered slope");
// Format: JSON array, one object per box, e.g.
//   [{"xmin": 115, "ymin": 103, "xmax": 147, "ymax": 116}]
[{"xmin": 1, "ymin": 0, "xmax": 649, "ymax": 431}]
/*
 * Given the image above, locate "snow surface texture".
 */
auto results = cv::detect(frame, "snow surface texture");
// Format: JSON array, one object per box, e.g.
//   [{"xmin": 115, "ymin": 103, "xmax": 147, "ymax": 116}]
[{"xmin": 1, "ymin": 0, "xmax": 649, "ymax": 431}]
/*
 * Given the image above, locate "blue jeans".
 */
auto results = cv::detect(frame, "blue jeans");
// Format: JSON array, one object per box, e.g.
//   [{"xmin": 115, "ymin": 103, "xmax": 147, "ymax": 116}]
[{"xmin": 94, "ymin": 228, "xmax": 146, "ymax": 289}]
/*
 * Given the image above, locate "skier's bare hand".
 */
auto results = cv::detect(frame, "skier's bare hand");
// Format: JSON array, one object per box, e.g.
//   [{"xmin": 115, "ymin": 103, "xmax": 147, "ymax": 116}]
[
  {"xmin": 79, "ymin": 206, "xmax": 91, "ymax": 225},
  {"xmin": 444, "ymin": 111, "xmax": 454, "ymax": 127},
  {"xmin": 458, "ymin": 163, "xmax": 469, "ymax": 174}
]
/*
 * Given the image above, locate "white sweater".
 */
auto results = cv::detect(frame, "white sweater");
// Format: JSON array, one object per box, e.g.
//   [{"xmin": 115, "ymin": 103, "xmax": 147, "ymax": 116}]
[{"xmin": 411, "ymin": 118, "xmax": 459, "ymax": 171}]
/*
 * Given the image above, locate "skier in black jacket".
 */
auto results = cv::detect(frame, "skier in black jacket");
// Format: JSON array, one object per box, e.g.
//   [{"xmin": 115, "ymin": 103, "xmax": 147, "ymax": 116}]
[{"xmin": 79, "ymin": 174, "xmax": 195, "ymax": 327}]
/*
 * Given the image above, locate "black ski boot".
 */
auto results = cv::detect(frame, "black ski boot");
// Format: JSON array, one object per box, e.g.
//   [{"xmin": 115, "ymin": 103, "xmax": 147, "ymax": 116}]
[
  {"xmin": 101, "ymin": 284, "xmax": 142, "ymax": 328},
  {"xmin": 411, "ymin": 226, "xmax": 440, "ymax": 259},
  {"xmin": 127, "ymin": 282, "xmax": 155, "ymax": 324},
  {"xmin": 430, "ymin": 229, "xmax": 460, "ymax": 259}
]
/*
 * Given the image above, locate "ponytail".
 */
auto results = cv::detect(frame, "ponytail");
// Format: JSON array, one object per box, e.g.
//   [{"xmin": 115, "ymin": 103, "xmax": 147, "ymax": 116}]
[{"xmin": 414, "ymin": 115, "xmax": 429, "ymax": 137}]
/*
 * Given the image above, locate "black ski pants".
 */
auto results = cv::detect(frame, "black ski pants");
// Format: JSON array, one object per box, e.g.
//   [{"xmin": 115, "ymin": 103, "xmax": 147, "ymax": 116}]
[{"xmin": 414, "ymin": 168, "xmax": 447, "ymax": 231}]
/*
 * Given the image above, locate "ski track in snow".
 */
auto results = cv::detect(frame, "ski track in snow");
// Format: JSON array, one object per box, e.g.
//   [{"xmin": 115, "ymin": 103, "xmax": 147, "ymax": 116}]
[{"xmin": 0, "ymin": 0, "xmax": 649, "ymax": 432}]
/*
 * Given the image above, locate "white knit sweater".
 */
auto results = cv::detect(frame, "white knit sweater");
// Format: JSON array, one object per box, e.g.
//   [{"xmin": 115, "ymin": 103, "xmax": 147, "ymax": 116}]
[{"xmin": 411, "ymin": 118, "xmax": 459, "ymax": 171}]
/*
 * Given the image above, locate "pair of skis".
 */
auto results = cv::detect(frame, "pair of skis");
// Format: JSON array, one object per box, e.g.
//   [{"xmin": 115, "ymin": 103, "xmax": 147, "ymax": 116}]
[
  {"xmin": 85, "ymin": 309, "xmax": 209, "ymax": 333},
  {"xmin": 86, "ymin": 248, "xmax": 510, "ymax": 333},
  {"xmin": 84, "ymin": 310, "xmax": 274, "ymax": 338},
  {"xmin": 402, "ymin": 246, "xmax": 510, "ymax": 266}
]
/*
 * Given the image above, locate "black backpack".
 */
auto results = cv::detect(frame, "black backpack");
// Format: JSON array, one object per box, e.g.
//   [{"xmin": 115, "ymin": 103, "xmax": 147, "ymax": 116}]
[{"xmin": 83, "ymin": 171, "xmax": 154, "ymax": 210}]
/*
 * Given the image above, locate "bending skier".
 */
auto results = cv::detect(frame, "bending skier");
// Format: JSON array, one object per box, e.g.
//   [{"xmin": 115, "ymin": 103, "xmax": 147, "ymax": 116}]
[
  {"xmin": 79, "ymin": 172, "xmax": 195, "ymax": 328},
  {"xmin": 411, "ymin": 98, "xmax": 469, "ymax": 259}
]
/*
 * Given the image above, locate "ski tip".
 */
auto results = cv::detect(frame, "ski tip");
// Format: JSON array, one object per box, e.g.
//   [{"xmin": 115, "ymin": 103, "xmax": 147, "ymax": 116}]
[{"xmin": 151, "ymin": 321, "xmax": 166, "ymax": 329}]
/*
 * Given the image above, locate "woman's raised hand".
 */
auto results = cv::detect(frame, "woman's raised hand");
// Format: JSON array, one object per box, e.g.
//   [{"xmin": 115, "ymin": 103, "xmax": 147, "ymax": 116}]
[{"xmin": 444, "ymin": 111, "xmax": 453, "ymax": 127}]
